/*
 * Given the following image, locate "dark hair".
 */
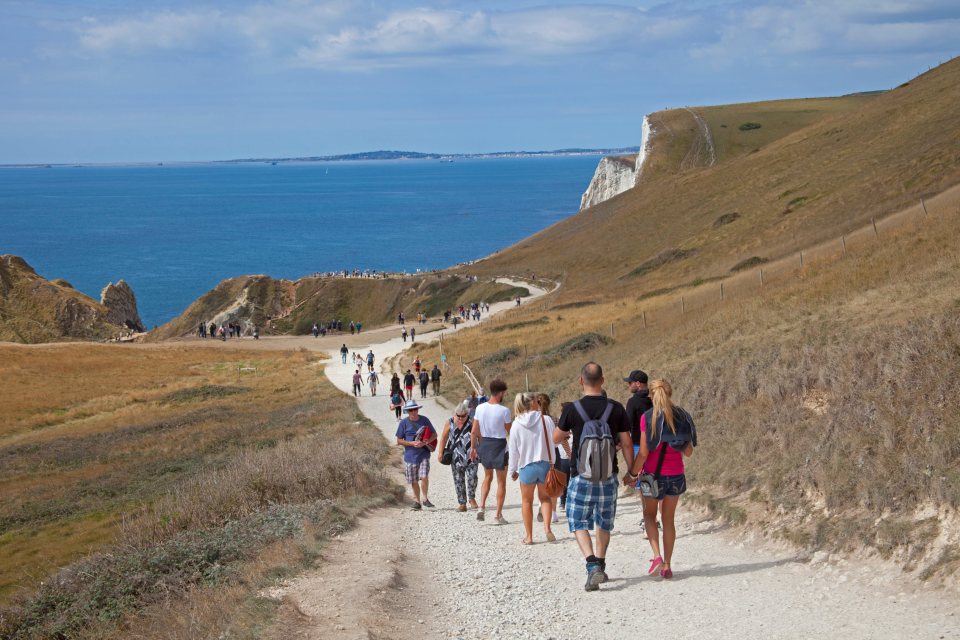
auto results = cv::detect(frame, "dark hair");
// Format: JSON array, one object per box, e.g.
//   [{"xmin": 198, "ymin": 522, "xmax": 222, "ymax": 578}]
[
  {"xmin": 581, "ymin": 362, "xmax": 603, "ymax": 385},
  {"xmin": 489, "ymin": 378, "xmax": 508, "ymax": 395}
]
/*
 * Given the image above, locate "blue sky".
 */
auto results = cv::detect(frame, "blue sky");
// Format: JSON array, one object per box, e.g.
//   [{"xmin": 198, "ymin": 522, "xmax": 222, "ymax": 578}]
[{"xmin": 1, "ymin": 0, "xmax": 957, "ymax": 163}]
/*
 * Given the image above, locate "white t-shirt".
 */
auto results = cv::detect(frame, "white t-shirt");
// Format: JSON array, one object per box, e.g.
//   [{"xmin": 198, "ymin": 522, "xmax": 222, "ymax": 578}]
[{"xmin": 474, "ymin": 401, "xmax": 512, "ymax": 439}]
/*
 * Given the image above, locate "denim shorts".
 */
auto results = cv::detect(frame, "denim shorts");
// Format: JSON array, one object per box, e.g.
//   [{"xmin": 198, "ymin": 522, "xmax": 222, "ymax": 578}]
[
  {"xmin": 638, "ymin": 473, "xmax": 687, "ymax": 500},
  {"xmin": 518, "ymin": 461, "xmax": 550, "ymax": 485}
]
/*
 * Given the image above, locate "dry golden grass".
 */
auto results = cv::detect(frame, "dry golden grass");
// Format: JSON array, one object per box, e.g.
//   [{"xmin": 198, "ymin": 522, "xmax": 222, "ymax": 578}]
[
  {"xmin": 0, "ymin": 344, "xmax": 373, "ymax": 605},
  {"xmin": 404, "ymin": 191, "xmax": 960, "ymax": 563},
  {"xmin": 464, "ymin": 60, "xmax": 960, "ymax": 303}
]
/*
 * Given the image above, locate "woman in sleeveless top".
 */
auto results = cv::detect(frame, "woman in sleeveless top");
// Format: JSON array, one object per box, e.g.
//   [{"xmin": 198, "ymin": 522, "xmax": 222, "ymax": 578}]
[
  {"xmin": 436, "ymin": 401, "xmax": 479, "ymax": 512},
  {"xmin": 624, "ymin": 379, "xmax": 695, "ymax": 579}
]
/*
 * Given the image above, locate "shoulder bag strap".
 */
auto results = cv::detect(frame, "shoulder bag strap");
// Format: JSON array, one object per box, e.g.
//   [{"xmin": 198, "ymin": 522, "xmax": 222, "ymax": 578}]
[
  {"xmin": 653, "ymin": 441, "xmax": 669, "ymax": 479},
  {"xmin": 540, "ymin": 414, "xmax": 554, "ymax": 465}
]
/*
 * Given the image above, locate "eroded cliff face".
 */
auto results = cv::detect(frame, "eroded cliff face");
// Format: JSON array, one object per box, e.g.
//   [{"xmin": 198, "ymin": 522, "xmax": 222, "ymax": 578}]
[
  {"xmin": 579, "ymin": 155, "xmax": 638, "ymax": 210},
  {"xmin": 579, "ymin": 115, "xmax": 654, "ymax": 211},
  {"xmin": 100, "ymin": 280, "xmax": 145, "ymax": 332}
]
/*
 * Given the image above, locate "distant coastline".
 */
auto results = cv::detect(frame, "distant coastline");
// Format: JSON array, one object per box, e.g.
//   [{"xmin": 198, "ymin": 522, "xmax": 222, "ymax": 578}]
[{"xmin": 0, "ymin": 147, "xmax": 640, "ymax": 169}]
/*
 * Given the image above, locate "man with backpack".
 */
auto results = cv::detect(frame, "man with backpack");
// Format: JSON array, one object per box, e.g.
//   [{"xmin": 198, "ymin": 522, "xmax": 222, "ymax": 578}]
[{"xmin": 554, "ymin": 362, "xmax": 635, "ymax": 592}]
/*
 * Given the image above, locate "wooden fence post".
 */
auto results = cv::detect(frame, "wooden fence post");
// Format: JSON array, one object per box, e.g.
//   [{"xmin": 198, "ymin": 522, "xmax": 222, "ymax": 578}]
[
  {"xmin": 642, "ymin": 311, "xmax": 647, "ymax": 328},
  {"xmin": 800, "ymin": 251, "xmax": 804, "ymax": 267},
  {"xmin": 720, "ymin": 282, "xmax": 724, "ymax": 301},
  {"xmin": 681, "ymin": 296, "xmax": 686, "ymax": 314},
  {"xmin": 841, "ymin": 235, "xmax": 847, "ymax": 256},
  {"xmin": 610, "ymin": 323, "xmax": 615, "ymax": 338},
  {"xmin": 921, "ymin": 198, "xmax": 928, "ymax": 216},
  {"xmin": 872, "ymin": 217, "xmax": 879, "ymax": 238},
  {"xmin": 760, "ymin": 269, "xmax": 764, "ymax": 286}
]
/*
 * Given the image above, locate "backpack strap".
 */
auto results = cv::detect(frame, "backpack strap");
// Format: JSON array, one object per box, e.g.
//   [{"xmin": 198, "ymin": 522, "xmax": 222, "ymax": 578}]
[
  {"xmin": 653, "ymin": 440, "xmax": 669, "ymax": 479},
  {"xmin": 600, "ymin": 401, "xmax": 614, "ymax": 425},
  {"xmin": 572, "ymin": 400, "xmax": 590, "ymax": 423}
]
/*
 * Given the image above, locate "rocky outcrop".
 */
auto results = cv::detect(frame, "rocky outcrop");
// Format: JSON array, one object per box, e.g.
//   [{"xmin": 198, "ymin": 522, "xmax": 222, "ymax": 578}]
[
  {"xmin": 579, "ymin": 115, "xmax": 654, "ymax": 211},
  {"xmin": 100, "ymin": 280, "xmax": 144, "ymax": 332},
  {"xmin": 0, "ymin": 255, "xmax": 134, "ymax": 343}
]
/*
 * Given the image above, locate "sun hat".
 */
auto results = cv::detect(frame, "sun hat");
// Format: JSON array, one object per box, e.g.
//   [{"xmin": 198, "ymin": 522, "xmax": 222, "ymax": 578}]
[
  {"xmin": 403, "ymin": 399, "xmax": 423, "ymax": 412},
  {"xmin": 623, "ymin": 369, "xmax": 648, "ymax": 384}
]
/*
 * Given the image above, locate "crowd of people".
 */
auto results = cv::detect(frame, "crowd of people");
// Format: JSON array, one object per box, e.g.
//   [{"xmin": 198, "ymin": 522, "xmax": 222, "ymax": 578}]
[
  {"xmin": 196, "ymin": 321, "xmax": 259, "ymax": 340},
  {"xmin": 393, "ymin": 363, "xmax": 697, "ymax": 592}
]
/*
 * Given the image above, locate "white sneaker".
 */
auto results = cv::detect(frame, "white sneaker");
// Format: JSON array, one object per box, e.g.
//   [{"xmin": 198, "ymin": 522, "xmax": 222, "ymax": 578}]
[{"xmin": 552, "ymin": 513, "xmax": 559, "ymax": 524}]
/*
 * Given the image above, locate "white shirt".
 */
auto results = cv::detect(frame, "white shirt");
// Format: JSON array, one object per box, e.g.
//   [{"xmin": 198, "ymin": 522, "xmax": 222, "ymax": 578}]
[{"xmin": 474, "ymin": 401, "xmax": 511, "ymax": 439}]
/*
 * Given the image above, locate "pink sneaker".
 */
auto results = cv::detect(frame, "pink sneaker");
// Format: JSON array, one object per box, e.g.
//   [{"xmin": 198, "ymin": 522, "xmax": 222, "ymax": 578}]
[
  {"xmin": 647, "ymin": 556, "xmax": 663, "ymax": 575},
  {"xmin": 660, "ymin": 567, "xmax": 673, "ymax": 579}
]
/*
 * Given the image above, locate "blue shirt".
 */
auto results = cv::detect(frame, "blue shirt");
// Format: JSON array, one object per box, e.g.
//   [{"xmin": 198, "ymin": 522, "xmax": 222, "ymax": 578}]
[{"xmin": 395, "ymin": 415, "xmax": 434, "ymax": 464}]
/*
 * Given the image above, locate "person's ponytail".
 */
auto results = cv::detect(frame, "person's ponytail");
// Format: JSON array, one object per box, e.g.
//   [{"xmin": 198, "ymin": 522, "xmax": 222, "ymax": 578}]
[{"xmin": 649, "ymin": 379, "xmax": 676, "ymax": 435}]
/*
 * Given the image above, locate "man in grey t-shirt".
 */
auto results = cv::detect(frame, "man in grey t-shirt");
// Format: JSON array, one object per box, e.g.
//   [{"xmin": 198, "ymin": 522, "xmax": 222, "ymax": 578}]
[{"xmin": 470, "ymin": 378, "xmax": 512, "ymax": 524}]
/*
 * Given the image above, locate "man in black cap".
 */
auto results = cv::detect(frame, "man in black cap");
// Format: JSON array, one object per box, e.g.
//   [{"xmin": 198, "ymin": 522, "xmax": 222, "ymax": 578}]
[{"xmin": 624, "ymin": 370, "xmax": 652, "ymax": 461}]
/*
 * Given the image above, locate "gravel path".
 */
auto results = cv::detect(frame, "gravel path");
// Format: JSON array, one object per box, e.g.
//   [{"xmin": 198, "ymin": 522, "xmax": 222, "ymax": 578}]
[{"xmin": 299, "ymin": 280, "xmax": 959, "ymax": 640}]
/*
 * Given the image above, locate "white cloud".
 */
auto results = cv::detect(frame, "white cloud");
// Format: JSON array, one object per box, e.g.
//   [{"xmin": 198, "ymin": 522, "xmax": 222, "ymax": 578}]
[{"xmin": 72, "ymin": 1, "xmax": 960, "ymax": 70}]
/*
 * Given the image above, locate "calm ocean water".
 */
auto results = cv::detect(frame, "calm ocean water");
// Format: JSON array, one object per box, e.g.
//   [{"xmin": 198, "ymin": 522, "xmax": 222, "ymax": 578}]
[{"xmin": 0, "ymin": 157, "xmax": 598, "ymax": 326}]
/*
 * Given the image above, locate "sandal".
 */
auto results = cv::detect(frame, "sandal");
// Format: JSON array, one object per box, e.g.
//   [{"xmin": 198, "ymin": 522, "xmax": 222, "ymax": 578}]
[
  {"xmin": 647, "ymin": 556, "xmax": 663, "ymax": 575},
  {"xmin": 545, "ymin": 531, "xmax": 556, "ymax": 542}
]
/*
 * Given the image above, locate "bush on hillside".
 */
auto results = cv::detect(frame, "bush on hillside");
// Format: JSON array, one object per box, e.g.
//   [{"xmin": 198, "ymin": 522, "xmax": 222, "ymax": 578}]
[
  {"xmin": 738, "ymin": 122, "xmax": 762, "ymax": 131},
  {"xmin": 713, "ymin": 212, "xmax": 741, "ymax": 228},
  {"xmin": 731, "ymin": 256, "xmax": 769, "ymax": 272},
  {"xmin": 625, "ymin": 248, "xmax": 696, "ymax": 279}
]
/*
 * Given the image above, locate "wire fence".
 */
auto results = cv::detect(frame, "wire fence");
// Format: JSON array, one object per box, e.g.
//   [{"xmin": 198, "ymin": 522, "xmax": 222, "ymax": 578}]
[{"xmin": 453, "ymin": 185, "xmax": 960, "ymax": 380}]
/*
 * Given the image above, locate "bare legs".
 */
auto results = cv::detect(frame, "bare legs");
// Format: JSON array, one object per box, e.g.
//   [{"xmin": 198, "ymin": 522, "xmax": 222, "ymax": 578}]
[
  {"xmin": 574, "ymin": 527, "xmax": 611, "ymax": 560},
  {"xmin": 410, "ymin": 476, "xmax": 429, "ymax": 505},
  {"xmin": 479, "ymin": 468, "xmax": 507, "ymax": 519},
  {"xmin": 519, "ymin": 483, "xmax": 554, "ymax": 542},
  {"xmin": 643, "ymin": 495, "xmax": 679, "ymax": 567}
]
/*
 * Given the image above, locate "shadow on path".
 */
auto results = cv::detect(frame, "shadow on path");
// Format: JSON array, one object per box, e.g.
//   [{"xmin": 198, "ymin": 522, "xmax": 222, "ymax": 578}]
[{"xmin": 602, "ymin": 557, "xmax": 804, "ymax": 590}]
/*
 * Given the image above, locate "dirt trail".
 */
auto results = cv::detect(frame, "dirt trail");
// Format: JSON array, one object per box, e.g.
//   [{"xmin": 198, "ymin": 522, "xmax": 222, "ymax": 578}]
[{"xmin": 251, "ymin": 279, "xmax": 959, "ymax": 639}]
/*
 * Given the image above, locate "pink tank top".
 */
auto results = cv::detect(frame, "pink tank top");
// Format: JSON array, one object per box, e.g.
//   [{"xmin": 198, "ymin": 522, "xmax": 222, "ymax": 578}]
[{"xmin": 640, "ymin": 414, "xmax": 685, "ymax": 476}]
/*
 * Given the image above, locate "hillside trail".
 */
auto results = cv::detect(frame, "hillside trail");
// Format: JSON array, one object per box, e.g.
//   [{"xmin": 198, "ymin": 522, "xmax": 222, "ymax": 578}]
[{"xmin": 259, "ymin": 280, "xmax": 958, "ymax": 639}]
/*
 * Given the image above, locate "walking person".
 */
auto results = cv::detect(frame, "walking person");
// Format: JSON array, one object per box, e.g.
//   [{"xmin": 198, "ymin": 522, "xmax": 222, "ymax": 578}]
[
  {"xmin": 410, "ymin": 327, "xmax": 416, "ymax": 342},
  {"xmin": 340, "ymin": 344, "xmax": 348, "ymax": 364},
  {"xmin": 403, "ymin": 369, "xmax": 415, "ymax": 400},
  {"xmin": 352, "ymin": 370, "xmax": 363, "ymax": 397},
  {"xmin": 624, "ymin": 369, "xmax": 652, "ymax": 498},
  {"xmin": 390, "ymin": 387, "xmax": 405, "ymax": 419},
  {"xmin": 367, "ymin": 370, "xmax": 379, "ymax": 396},
  {"xmin": 395, "ymin": 400, "xmax": 436, "ymax": 510},
  {"xmin": 436, "ymin": 401, "xmax": 479, "ymax": 512},
  {"xmin": 470, "ymin": 379, "xmax": 512, "ymax": 524},
  {"xmin": 313, "ymin": 323, "xmax": 320, "ymax": 338},
  {"xmin": 402, "ymin": 327, "xmax": 408, "ymax": 342},
  {"xmin": 554, "ymin": 362, "xmax": 635, "ymax": 591},
  {"xmin": 430, "ymin": 364, "xmax": 442, "ymax": 396},
  {"xmin": 508, "ymin": 392, "xmax": 556, "ymax": 544},
  {"xmin": 418, "ymin": 369, "xmax": 429, "ymax": 399},
  {"xmin": 366, "ymin": 349, "xmax": 375, "ymax": 372},
  {"xmin": 538, "ymin": 393, "xmax": 568, "ymax": 524},
  {"xmin": 624, "ymin": 379, "xmax": 696, "ymax": 580}
]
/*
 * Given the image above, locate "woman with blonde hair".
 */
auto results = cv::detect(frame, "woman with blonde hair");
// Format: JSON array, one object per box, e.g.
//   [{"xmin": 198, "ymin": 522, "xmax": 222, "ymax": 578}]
[
  {"xmin": 508, "ymin": 392, "xmax": 557, "ymax": 544},
  {"xmin": 624, "ymin": 379, "xmax": 697, "ymax": 579}
]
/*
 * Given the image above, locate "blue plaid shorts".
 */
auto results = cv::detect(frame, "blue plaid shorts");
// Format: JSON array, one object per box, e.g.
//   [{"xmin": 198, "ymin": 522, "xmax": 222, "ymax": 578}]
[{"xmin": 566, "ymin": 474, "xmax": 619, "ymax": 532}]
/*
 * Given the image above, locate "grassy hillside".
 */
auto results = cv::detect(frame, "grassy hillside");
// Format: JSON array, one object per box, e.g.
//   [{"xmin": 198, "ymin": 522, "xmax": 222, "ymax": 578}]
[
  {"xmin": 152, "ymin": 273, "xmax": 526, "ymax": 339},
  {"xmin": 0, "ymin": 344, "xmax": 398, "ymax": 637},
  {"xmin": 398, "ymin": 60, "xmax": 960, "ymax": 576},
  {"xmin": 0, "ymin": 255, "xmax": 125, "ymax": 343},
  {"xmin": 464, "ymin": 60, "xmax": 960, "ymax": 303},
  {"xmin": 405, "ymin": 188, "xmax": 960, "ymax": 577}
]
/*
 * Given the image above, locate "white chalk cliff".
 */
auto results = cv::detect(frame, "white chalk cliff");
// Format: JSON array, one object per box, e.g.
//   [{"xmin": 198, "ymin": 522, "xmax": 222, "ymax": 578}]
[{"xmin": 579, "ymin": 115, "xmax": 653, "ymax": 211}]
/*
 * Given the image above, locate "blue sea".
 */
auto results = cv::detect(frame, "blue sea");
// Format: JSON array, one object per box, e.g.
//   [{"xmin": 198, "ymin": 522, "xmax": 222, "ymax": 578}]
[{"xmin": 0, "ymin": 157, "xmax": 597, "ymax": 326}]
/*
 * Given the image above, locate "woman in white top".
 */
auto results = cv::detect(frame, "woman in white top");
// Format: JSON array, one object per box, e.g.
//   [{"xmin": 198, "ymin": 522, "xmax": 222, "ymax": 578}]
[{"xmin": 508, "ymin": 392, "xmax": 556, "ymax": 544}]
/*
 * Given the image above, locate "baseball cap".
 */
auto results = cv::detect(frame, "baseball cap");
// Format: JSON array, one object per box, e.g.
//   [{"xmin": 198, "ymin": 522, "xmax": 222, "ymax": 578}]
[{"xmin": 623, "ymin": 370, "xmax": 648, "ymax": 384}]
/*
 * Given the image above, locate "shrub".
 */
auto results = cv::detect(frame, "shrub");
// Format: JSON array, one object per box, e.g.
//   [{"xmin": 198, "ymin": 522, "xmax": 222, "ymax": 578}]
[
  {"xmin": 480, "ymin": 346, "xmax": 521, "ymax": 367},
  {"xmin": 163, "ymin": 385, "xmax": 249, "ymax": 403},
  {"xmin": 738, "ymin": 122, "xmax": 762, "ymax": 131},
  {"xmin": 625, "ymin": 248, "xmax": 696, "ymax": 279},
  {"xmin": 731, "ymin": 256, "xmax": 769, "ymax": 272},
  {"xmin": 713, "ymin": 212, "xmax": 741, "ymax": 228}
]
